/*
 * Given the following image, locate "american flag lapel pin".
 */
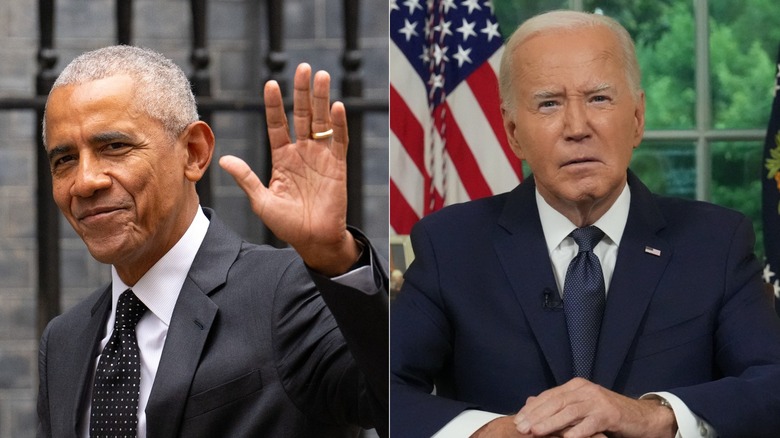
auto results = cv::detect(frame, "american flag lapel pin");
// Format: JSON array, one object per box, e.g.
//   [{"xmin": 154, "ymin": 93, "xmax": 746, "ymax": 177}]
[{"xmin": 644, "ymin": 246, "xmax": 662, "ymax": 257}]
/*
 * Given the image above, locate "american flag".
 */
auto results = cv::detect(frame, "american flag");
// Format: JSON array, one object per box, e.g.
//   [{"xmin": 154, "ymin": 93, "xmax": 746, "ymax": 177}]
[
  {"xmin": 761, "ymin": 43, "xmax": 780, "ymax": 316},
  {"xmin": 390, "ymin": 0, "xmax": 524, "ymax": 234}
]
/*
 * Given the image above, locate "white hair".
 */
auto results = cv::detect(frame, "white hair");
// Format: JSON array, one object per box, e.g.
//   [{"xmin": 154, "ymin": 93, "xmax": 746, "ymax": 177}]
[
  {"xmin": 43, "ymin": 45, "xmax": 199, "ymax": 145},
  {"xmin": 499, "ymin": 10, "xmax": 642, "ymax": 112}
]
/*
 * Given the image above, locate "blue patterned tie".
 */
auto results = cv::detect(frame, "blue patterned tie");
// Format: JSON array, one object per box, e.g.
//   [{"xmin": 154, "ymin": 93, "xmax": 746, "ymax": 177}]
[
  {"xmin": 90, "ymin": 289, "xmax": 147, "ymax": 437},
  {"xmin": 563, "ymin": 226, "xmax": 606, "ymax": 380}
]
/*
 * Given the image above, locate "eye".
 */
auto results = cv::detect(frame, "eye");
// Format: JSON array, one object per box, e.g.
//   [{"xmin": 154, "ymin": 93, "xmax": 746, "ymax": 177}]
[
  {"xmin": 52, "ymin": 155, "xmax": 76, "ymax": 168},
  {"xmin": 591, "ymin": 95, "xmax": 610, "ymax": 103},
  {"xmin": 103, "ymin": 142, "xmax": 131, "ymax": 153},
  {"xmin": 537, "ymin": 100, "xmax": 561, "ymax": 113}
]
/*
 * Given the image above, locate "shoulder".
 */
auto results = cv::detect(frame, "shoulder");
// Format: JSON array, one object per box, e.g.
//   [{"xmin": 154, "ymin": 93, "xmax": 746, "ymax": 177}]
[
  {"xmin": 639, "ymin": 194, "xmax": 756, "ymax": 258},
  {"xmin": 197, "ymin": 209, "xmax": 305, "ymax": 287},
  {"xmin": 628, "ymin": 172, "xmax": 749, "ymax": 234},
  {"xmin": 231, "ymin": 242, "xmax": 303, "ymax": 282},
  {"xmin": 413, "ymin": 192, "xmax": 511, "ymax": 234},
  {"xmin": 653, "ymin": 194, "xmax": 749, "ymax": 231},
  {"xmin": 50, "ymin": 286, "xmax": 106, "ymax": 323},
  {"xmin": 41, "ymin": 286, "xmax": 108, "ymax": 346}
]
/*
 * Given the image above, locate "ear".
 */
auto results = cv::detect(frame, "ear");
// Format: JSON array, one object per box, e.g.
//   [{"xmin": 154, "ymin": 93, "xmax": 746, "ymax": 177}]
[
  {"xmin": 182, "ymin": 121, "xmax": 215, "ymax": 182},
  {"xmin": 632, "ymin": 91, "xmax": 646, "ymax": 148},
  {"xmin": 501, "ymin": 105, "xmax": 525, "ymax": 160}
]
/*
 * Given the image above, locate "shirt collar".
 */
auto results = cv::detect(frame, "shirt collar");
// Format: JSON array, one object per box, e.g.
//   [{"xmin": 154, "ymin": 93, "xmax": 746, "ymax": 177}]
[
  {"xmin": 111, "ymin": 207, "xmax": 210, "ymax": 326},
  {"xmin": 536, "ymin": 182, "xmax": 631, "ymax": 253}
]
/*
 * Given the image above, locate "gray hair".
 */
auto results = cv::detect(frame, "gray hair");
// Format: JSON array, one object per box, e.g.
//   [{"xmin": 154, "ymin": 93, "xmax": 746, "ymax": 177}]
[
  {"xmin": 43, "ymin": 45, "xmax": 199, "ymax": 145},
  {"xmin": 498, "ymin": 10, "xmax": 642, "ymax": 112}
]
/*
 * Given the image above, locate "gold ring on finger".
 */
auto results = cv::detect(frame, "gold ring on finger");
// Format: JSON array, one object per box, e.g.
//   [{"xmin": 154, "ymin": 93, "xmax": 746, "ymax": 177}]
[{"xmin": 311, "ymin": 128, "xmax": 333, "ymax": 140}]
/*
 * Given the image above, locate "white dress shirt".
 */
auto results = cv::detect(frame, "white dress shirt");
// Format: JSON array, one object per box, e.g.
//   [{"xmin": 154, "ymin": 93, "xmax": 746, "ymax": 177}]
[
  {"xmin": 80, "ymin": 207, "xmax": 210, "ymax": 438},
  {"xmin": 79, "ymin": 208, "xmax": 376, "ymax": 437},
  {"xmin": 433, "ymin": 184, "xmax": 715, "ymax": 438}
]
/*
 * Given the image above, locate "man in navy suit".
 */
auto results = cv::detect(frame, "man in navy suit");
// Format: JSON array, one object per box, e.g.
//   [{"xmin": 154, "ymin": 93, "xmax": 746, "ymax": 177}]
[
  {"xmin": 37, "ymin": 46, "xmax": 387, "ymax": 437},
  {"xmin": 391, "ymin": 10, "xmax": 780, "ymax": 438}
]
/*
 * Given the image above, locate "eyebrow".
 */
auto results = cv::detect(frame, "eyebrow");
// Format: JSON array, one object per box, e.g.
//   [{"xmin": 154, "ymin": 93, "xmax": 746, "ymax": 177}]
[
  {"xmin": 532, "ymin": 83, "xmax": 614, "ymax": 100},
  {"xmin": 89, "ymin": 131, "xmax": 134, "ymax": 144},
  {"xmin": 532, "ymin": 90, "xmax": 563, "ymax": 100},
  {"xmin": 589, "ymin": 83, "xmax": 613, "ymax": 94}
]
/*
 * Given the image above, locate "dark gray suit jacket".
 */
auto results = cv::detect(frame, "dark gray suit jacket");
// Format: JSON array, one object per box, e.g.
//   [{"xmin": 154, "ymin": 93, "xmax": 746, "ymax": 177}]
[{"xmin": 37, "ymin": 208, "xmax": 388, "ymax": 437}]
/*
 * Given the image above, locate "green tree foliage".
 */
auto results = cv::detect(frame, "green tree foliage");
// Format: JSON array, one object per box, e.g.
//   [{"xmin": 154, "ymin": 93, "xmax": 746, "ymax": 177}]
[
  {"xmin": 709, "ymin": 21, "xmax": 774, "ymax": 129},
  {"xmin": 710, "ymin": 0, "xmax": 780, "ymax": 58},
  {"xmin": 583, "ymin": 0, "xmax": 675, "ymax": 47},
  {"xmin": 494, "ymin": 0, "xmax": 568, "ymax": 36},
  {"xmin": 634, "ymin": 1, "xmax": 696, "ymax": 130},
  {"xmin": 708, "ymin": 2, "xmax": 775, "ymax": 257}
]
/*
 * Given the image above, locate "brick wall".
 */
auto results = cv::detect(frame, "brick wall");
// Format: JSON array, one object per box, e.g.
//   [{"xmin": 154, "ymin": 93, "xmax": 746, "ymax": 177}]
[{"xmin": 0, "ymin": 1, "xmax": 388, "ymax": 436}]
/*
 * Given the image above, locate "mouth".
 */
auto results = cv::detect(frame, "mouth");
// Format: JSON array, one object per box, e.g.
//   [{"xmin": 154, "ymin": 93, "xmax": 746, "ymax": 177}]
[
  {"xmin": 562, "ymin": 157, "xmax": 600, "ymax": 167},
  {"xmin": 76, "ymin": 206, "xmax": 124, "ymax": 222}
]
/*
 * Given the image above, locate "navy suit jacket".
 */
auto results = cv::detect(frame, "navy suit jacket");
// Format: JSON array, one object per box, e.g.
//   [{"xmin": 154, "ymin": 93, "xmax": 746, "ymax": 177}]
[
  {"xmin": 38, "ymin": 209, "xmax": 388, "ymax": 437},
  {"xmin": 391, "ymin": 172, "xmax": 780, "ymax": 437}
]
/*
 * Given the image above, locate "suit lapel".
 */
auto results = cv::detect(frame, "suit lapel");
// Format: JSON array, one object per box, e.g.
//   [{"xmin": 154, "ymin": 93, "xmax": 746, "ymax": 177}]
[
  {"xmin": 592, "ymin": 173, "xmax": 672, "ymax": 388},
  {"xmin": 493, "ymin": 173, "xmax": 673, "ymax": 388},
  {"xmin": 144, "ymin": 209, "xmax": 240, "ymax": 438},
  {"xmin": 59, "ymin": 287, "xmax": 111, "ymax": 437},
  {"xmin": 493, "ymin": 178, "xmax": 574, "ymax": 385}
]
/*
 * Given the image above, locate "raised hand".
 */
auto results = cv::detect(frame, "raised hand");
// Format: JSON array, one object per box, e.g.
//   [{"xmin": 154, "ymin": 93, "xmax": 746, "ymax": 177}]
[{"xmin": 219, "ymin": 63, "xmax": 360, "ymax": 276}]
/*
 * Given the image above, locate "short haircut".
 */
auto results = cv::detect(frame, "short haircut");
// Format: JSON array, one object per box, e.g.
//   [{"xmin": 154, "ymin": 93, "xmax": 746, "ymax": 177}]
[
  {"xmin": 498, "ymin": 10, "xmax": 642, "ymax": 112},
  {"xmin": 43, "ymin": 45, "xmax": 199, "ymax": 145}
]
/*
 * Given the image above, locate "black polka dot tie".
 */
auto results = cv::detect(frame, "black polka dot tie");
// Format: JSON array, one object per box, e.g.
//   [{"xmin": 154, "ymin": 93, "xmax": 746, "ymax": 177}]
[
  {"xmin": 563, "ymin": 226, "xmax": 606, "ymax": 380},
  {"xmin": 90, "ymin": 289, "xmax": 148, "ymax": 438}
]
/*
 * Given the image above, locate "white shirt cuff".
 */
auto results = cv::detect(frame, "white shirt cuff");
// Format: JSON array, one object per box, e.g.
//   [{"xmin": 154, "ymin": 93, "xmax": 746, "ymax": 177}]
[
  {"xmin": 431, "ymin": 410, "xmax": 503, "ymax": 438},
  {"xmin": 642, "ymin": 392, "xmax": 716, "ymax": 438},
  {"xmin": 329, "ymin": 236, "xmax": 377, "ymax": 293},
  {"xmin": 331, "ymin": 264, "xmax": 374, "ymax": 291}
]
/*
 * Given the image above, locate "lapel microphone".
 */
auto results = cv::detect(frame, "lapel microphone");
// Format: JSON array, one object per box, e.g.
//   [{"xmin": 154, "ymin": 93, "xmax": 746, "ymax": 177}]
[{"xmin": 542, "ymin": 287, "xmax": 564, "ymax": 310}]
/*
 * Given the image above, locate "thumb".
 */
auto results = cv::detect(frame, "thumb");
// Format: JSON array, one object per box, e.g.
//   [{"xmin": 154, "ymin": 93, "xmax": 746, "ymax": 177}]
[{"xmin": 218, "ymin": 155, "xmax": 269, "ymax": 215}]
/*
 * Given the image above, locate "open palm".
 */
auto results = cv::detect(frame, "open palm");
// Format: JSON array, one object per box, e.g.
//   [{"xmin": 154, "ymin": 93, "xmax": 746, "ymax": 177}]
[{"xmin": 219, "ymin": 63, "xmax": 357, "ymax": 275}]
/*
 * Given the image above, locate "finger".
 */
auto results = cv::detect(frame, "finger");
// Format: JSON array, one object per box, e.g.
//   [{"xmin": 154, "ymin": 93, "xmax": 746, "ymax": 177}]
[
  {"xmin": 522, "ymin": 382, "xmax": 609, "ymax": 437},
  {"xmin": 264, "ymin": 79, "xmax": 292, "ymax": 150},
  {"xmin": 532, "ymin": 427, "xmax": 606, "ymax": 438},
  {"xmin": 516, "ymin": 401, "xmax": 577, "ymax": 436},
  {"xmin": 218, "ymin": 155, "xmax": 269, "ymax": 214},
  {"xmin": 555, "ymin": 414, "xmax": 603, "ymax": 438},
  {"xmin": 292, "ymin": 62, "xmax": 313, "ymax": 141},
  {"xmin": 515, "ymin": 381, "xmax": 590, "ymax": 434},
  {"xmin": 516, "ymin": 388, "xmax": 567, "ymax": 422},
  {"xmin": 311, "ymin": 70, "xmax": 332, "ymax": 138},
  {"xmin": 521, "ymin": 378, "xmax": 589, "ymax": 412},
  {"xmin": 331, "ymin": 101, "xmax": 348, "ymax": 160}
]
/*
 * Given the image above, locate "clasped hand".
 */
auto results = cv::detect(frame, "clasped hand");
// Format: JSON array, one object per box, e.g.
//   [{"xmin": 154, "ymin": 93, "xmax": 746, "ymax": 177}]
[
  {"xmin": 472, "ymin": 378, "xmax": 676, "ymax": 438},
  {"xmin": 219, "ymin": 63, "xmax": 360, "ymax": 276}
]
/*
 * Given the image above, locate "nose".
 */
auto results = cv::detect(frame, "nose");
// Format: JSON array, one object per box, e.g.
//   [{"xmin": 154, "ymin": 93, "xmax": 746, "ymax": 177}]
[
  {"xmin": 70, "ymin": 155, "xmax": 111, "ymax": 198},
  {"xmin": 563, "ymin": 100, "xmax": 590, "ymax": 142}
]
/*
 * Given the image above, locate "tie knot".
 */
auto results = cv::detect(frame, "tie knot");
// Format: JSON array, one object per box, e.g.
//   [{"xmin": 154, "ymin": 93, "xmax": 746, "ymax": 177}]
[
  {"xmin": 570, "ymin": 226, "xmax": 604, "ymax": 252},
  {"xmin": 116, "ymin": 289, "xmax": 148, "ymax": 329}
]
